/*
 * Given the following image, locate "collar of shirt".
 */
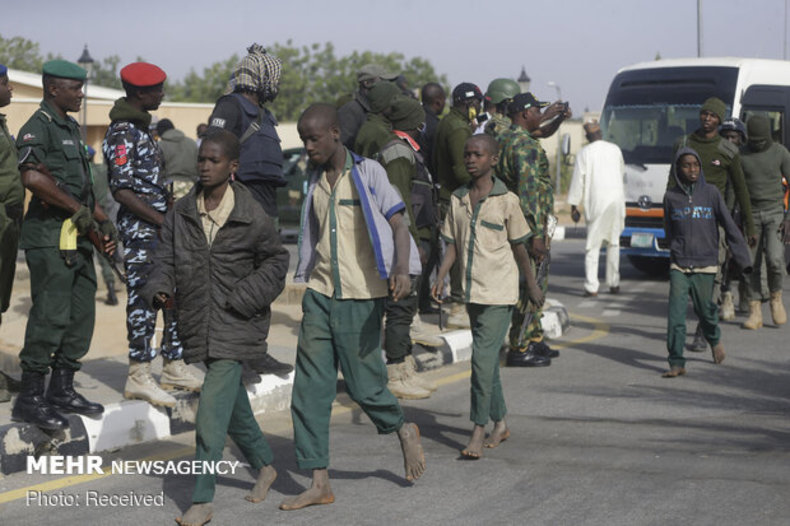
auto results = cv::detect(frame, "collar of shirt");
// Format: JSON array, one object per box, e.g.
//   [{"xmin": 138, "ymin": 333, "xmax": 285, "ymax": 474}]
[
  {"xmin": 197, "ymin": 185, "xmax": 236, "ymax": 231},
  {"xmin": 318, "ymin": 148, "xmax": 354, "ymax": 189},
  {"xmin": 455, "ymin": 175, "xmax": 509, "ymax": 199}
]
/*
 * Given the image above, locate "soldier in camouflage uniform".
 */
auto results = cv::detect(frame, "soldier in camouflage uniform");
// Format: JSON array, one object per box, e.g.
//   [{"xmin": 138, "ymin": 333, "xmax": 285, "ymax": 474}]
[
  {"xmin": 496, "ymin": 92, "xmax": 557, "ymax": 367},
  {"xmin": 104, "ymin": 63, "xmax": 200, "ymax": 408},
  {"xmin": 483, "ymin": 78, "xmax": 520, "ymax": 141}
]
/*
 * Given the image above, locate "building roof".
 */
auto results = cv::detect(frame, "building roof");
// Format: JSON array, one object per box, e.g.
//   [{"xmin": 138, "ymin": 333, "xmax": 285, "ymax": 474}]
[{"xmin": 7, "ymin": 67, "xmax": 125, "ymax": 101}]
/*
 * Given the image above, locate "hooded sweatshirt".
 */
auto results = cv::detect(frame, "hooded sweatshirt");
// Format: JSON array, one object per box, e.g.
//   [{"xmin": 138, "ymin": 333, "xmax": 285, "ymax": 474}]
[
  {"xmin": 663, "ymin": 147, "xmax": 752, "ymax": 272},
  {"xmin": 159, "ymin": 128, "xmax": 198, "ymax": 181},
  {"xmin": 740, "ymin": 115, "xmax": 790, "ymax": 214}
]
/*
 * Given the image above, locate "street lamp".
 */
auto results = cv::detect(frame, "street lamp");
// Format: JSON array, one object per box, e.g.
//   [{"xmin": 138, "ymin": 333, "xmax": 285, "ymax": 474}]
[
  {"xmin": 76, "ymin": 44, "xmax": 94, "ymax": 143},
  {"xmin": 547, "ymin": 81, "xmax": 563, "ymax": 191},
  {"xmin": 517, "ymin": 66, "xmax": 531, "ymax": 93}
]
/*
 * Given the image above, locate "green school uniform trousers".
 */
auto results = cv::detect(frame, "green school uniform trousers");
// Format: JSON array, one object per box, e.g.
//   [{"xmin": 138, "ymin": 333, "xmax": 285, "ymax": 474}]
[
  {"xmin": 291, "ymin": 288, "xmax": 404, "ymax": 470},
  {"xmin": 468, "ymin": 304, "xmax": 511, "ymax": 425},
  {"xmin": 193, "ymin": 358, "xmax": 273, "ymax": 503},
  {"xmin": 667, "ymin": 270, "xmax": 721, "ymax": 368}
]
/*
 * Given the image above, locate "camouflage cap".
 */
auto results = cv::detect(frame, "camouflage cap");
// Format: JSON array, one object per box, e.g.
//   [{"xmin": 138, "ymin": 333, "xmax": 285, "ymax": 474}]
[{"xmin": 42, "ymin": 60, "xmax": 87, "ymax": 81}]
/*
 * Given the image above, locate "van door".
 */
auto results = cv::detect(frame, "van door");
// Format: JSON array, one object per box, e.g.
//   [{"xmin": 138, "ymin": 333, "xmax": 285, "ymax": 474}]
[{"xmin": 741, "ymin": 85, "xmax": 790, "ymax": 148}]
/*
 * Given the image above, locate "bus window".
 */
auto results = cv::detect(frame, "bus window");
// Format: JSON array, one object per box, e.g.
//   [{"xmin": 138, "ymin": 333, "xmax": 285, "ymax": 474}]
[{"xmin": 741, "ymin": 110, "xmax": 784, "ymax": 144}]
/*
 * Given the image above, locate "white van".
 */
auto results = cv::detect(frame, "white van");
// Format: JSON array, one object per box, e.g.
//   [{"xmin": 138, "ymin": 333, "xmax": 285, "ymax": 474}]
[{"xmin": 600, "ymin": 57, "xmax": 790, "ymax": 274}]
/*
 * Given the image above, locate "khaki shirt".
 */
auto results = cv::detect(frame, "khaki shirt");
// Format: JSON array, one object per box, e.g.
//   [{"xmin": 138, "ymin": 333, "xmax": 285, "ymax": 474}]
[
  {"xmin": 441, "ymin": 176, "xmax": 530, "ymax": 305},
  {"xmin": 308, "ymin": 152, "xmax": 389, "ymax": 299},
  {"xmin": 197, "ymin": 185, "xmax": 235, "ymax": 246}
]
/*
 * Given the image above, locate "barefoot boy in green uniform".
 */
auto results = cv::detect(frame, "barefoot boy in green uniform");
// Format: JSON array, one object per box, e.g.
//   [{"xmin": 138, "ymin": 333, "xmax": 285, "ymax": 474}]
[{"xmin": 433, "ymin": 134, "xmax": 544, "ymax": 458}]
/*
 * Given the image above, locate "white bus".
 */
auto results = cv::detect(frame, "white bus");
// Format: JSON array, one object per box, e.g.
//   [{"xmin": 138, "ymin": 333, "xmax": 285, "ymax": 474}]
[{"xmin": 600, "ymin": 57, "xmax": 790, "ymax": 274}]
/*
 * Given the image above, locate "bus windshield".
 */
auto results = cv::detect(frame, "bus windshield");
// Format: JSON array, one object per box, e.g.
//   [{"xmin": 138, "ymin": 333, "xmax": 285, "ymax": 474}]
[{"xmin": 599, "ymin": 66, "xmax": 738, "ymax": 165}]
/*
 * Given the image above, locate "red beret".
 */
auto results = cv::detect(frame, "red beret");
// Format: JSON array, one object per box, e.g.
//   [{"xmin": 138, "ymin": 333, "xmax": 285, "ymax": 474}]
[{"xmin": 120, "ymin": 62, "xmax": 167, "ymax": 87}]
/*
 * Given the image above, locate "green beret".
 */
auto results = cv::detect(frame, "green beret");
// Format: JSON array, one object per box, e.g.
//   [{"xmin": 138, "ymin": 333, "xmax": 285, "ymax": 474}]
[
  {"xmin": 389, "ymin": 97, "xmax": 425, "ymax": 131},
  {"xmin": 701, "ymin": 97, "xmax": 726, "ymax": 122},
  {"xmin": 367, "ymin": 81, "xmax": 400, "ymax": 113},
  {"xmin": 42, "ymin": 59, "xmax": 87, "ymax": 81}
]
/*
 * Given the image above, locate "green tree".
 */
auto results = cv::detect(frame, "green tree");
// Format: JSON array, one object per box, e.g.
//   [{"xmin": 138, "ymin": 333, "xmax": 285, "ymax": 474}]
[
  {"xmin": 167, "ymin": 41, "xmax": 449, "ymax": 121},
  {"xmin": 91, "ymin": 55, "xmax": 123, "ymax": 90},
  {"xmin": 0, "ymin": 34, "xmax": 45, "ymax": 71}
]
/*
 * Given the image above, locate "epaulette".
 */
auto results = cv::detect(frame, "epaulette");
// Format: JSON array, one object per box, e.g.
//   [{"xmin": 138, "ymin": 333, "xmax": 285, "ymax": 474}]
[
  {"xmin": 37, "ymin": 110, "xmax": 53, "ymax": 123},
  {"xmin": 380, "ymin": 141, "xmax": 415, "ymax": 165},
  {"xmin": 717, "ymin": 137, "xmax": 738, "ymax": 159}
]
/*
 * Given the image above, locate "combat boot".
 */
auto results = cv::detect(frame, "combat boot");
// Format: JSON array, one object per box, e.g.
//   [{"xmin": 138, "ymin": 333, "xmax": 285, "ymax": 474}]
[
  {"xmin": 11, "ymin": 371, "xmax": 69, "ymax": 430},
  {"xmin": 46, "ymin": 368, "xmax": 104, "ymax": 415},
  {"xmin": 410, "ymin": 314, "xmax": 444, "ymax": 347},
  {"xmin": 769, "ymin": 291, "xmax": 787, "ymax": 325},
  {"xmin": 720, "ymin": 291, "xmax": 735, "ymax": 321},
  {"xmin": 405, "ymin": 354, "xmax": 437, "ymax": 392},
  {"xmin": 742, "ymin": 301, "xmax": 763, "ymax": 330},
  {"xmin": 445, "ymin": 303, "xmax": 470, "ymax": 329},
  {"xmin": 386, "ymin": 361, "xmax": 430, "ymax": 400},
  {"xmin": 124, "ymin": 360, "xmax": 177, "ymax": 408},
  {"xmin": 161, "ymin": 357, "xmax": 203, "ymax": 392},
  {"xmin": 687, "ymin": 324, "xmax": 707, "ymax": 352}
]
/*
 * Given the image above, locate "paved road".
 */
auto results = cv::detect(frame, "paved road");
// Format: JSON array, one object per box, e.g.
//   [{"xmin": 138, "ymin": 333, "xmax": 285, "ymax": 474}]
[{"xmin": 1, "ymin": 239, "xmax": 788, "ymax": 525}]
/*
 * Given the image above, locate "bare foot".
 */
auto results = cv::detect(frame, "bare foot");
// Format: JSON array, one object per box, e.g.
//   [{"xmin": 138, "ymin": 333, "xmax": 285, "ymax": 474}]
[
  {"xmin": 398, "ymin": 422, "xmax": 426, "ymax": 481},
  {"xmin": 245, "ymin": 464, "xmax": 277, "ymax": 503},
  {"xmin": 484, "ymin": 420, "xmax": 510, "ymax": 449},
  {"xmin": 279, "ymin": 468, "xmax": 335, "ymax": 511},
  {"xmin": 175, "ymin": 502, "xmax": 213, "ymax": 526},
  {"xmin": 461, "ymin": 425, "xmax": 485, "ymax": 459}
]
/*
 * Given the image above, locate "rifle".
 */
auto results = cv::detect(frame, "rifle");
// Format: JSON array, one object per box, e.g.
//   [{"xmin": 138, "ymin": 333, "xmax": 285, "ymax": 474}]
[{"xmin": 25, "ymin": 162, "xmax": 127, "ymax": 284}]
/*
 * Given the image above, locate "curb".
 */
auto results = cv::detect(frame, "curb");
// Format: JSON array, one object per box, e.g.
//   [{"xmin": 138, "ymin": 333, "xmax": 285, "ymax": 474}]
[{"xmin": 0, "ymin": 301, "xmax": 570, "ymax": 476}]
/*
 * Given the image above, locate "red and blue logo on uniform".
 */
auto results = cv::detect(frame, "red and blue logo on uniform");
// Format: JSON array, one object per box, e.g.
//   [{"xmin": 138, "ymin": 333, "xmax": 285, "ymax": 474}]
[{"xmin": 115, "ymin": 144, "xmax": 128, "ymax": 166}]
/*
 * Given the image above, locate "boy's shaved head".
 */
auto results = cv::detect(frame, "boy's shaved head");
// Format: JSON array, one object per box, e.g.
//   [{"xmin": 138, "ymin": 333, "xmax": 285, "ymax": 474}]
[
  {"xmin": 202, "ymin": 128, "xmax": 240, "ymax": 160},
  {"xmin": 298, "ymin": 103, "xmax": 340, "ymax": 130},
  {"xmin": 467, "ymin": 134, "xmax": 499, "ymax": 155}
]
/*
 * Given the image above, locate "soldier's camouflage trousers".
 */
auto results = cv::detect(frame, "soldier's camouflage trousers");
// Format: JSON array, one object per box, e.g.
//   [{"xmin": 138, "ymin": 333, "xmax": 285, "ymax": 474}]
[
  {"xmin": 123, "ymin": 237, "xmax": 182, "ymax": 362},
  {"xmin": 509, "ymin": 250, "xmax": 550, "ymax": 348}
]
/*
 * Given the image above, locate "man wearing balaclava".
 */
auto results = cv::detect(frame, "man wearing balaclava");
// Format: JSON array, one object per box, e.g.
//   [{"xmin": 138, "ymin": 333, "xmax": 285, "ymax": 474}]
[
  {"xmin": 739, "ymin": 115, "xmax": 790, "ymax": 329},
  {"xmin": 209, "ymin": 43, "xmax": 285, "ymax": 220},
  {"xmin": 208, "ymin": 44, "xmax": 293, "ymax": 376}
]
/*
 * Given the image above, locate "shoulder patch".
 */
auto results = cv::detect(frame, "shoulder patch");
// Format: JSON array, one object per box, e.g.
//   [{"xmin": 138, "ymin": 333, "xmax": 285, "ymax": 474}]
[
  {"xmin": 380, "ymin": 142, "xmax": 415, "ymax": 165},
  {"xmin": 114, "ymin": 144, "xmax": 128, "ymax": 166},
  {"xmin": 22, "ymin": 133, "xmax": 36, "ymax": 142},
  {"xmin": 717, "ymin": 138, "xmax": 737, "ymax": 159},
  {"xmin": 210, "ymin": 117, "xmax": 226, "ymax": 128}
]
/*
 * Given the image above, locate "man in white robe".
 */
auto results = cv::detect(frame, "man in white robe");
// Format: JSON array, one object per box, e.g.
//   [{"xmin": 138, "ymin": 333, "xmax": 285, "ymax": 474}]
[{"xmin": 568, "ymin": 120, "xmax": 625, "ymax": 296}]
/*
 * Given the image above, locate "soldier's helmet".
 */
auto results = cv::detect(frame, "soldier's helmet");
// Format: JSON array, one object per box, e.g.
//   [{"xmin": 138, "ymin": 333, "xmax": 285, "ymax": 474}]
[{"xmin": 485, "ymin": 78, "xmax": 521, "ymax": 105}]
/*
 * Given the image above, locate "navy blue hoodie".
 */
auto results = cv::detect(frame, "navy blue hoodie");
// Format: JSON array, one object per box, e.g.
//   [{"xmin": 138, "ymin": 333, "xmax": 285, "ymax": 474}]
[{"xmin": 663, "ymin": 147, "xmax": 752, "ymax": 272}]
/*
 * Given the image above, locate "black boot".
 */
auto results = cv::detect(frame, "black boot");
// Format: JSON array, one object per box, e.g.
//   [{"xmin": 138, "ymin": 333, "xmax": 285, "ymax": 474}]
[
  {"xmin": 11, "ymin": 371, "xmax": 69, "ymax": 430},
  {"xmin": 246, "ymin": 353, "xmax": 294, "ymax": 375},
  {"xmin": 46, "ymin": 368, "xmax": 104, "ymax": 415},
  {"xmin": 505, "ymin": 343, "xmax": 551, "ymax": 367}
]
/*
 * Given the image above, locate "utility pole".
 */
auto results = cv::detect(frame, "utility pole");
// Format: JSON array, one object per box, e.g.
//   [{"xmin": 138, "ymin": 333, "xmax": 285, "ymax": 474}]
[{"xmin": 697, "ymin": 0, "xmax": 703, "ymax": 58}]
